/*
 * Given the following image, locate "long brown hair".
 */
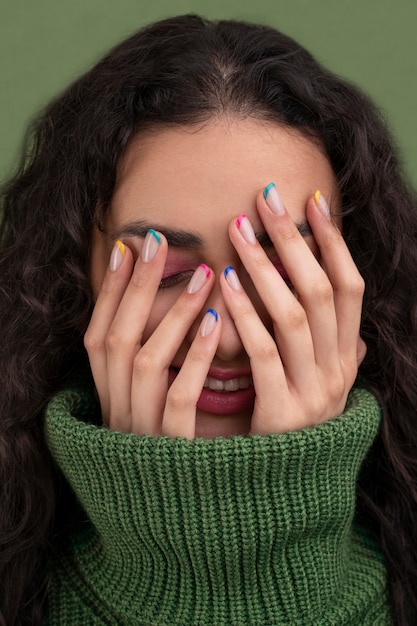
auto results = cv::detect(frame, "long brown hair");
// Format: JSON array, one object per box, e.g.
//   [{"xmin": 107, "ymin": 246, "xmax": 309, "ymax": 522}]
[{"xmin": 1, "ymin": 14, "xmax": 416, "ymax": 624}]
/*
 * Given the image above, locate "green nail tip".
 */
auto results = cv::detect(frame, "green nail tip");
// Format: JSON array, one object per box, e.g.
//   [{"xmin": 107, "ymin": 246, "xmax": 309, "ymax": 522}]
[
  {"xmin": 148, "ymin": 228, "xmax": 161, "ymax": 243},
  {"xmin": 263, "ymin": 182, "xmax": 276, "ymax": 199}
]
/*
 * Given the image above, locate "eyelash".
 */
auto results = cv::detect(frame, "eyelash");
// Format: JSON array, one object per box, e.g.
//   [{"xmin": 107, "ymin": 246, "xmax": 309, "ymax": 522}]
[
  {"xmin": 158, "ymin": 261, "xmax": 292, "ymax": 290},
  {"xmin": 159, "ymin": 270, "xmax": 195, "ymax": 289}
]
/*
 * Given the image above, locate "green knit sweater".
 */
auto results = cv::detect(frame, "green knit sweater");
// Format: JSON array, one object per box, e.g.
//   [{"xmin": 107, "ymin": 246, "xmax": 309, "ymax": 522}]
[{"xmin": 43, "ymin": 385, "xmax": 390, "ymax": 625}]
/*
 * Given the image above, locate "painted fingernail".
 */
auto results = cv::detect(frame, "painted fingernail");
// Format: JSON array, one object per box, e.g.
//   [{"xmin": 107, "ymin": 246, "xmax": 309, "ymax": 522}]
[
  {"xmin": 200, "ymin": 308, "xmax": 218, "ymax": 337},
  {"xmin": 314, "ymin": 190, "xmax": 331, "ymax": 219},
  {"xmin": 110, "ymin": 240, "xmax": 125, "ymax": 272},
  {"xmin": 236, "ymin": 214, "xmax": 257, "ymax": 244},
  {"xmin": 142, "ymin": 229, "xmax": 161, "ymax": 262},
  {"xmin": 187, "ymin": 264, "xmax": 211, "ymax": 294},
  {"xmin": 224, "ymin": 266, "xmax": 242, "ymax": 292},
  {"xmin": 264, "ymin": 182, "xmax": 285, "ymax": 216}
]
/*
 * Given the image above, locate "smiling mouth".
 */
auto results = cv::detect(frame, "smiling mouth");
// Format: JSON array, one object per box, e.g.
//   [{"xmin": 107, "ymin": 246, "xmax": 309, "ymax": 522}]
[
  {"xmin": 203, "ymin": 375, "xmax": 253, "ymax": 392},
  {"xmin": 168, "ymin": 366, "xmax": 255, "ymax": 416}
]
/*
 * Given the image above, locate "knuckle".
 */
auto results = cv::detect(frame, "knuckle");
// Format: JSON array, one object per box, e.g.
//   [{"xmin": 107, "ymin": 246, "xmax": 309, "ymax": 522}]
[
  {"xmin": 252, "ymin": 343, "xmax": 278, "ymax": 362},
  {"xmin": 239, "ymin": 302, "xmax": 256, "ymax": 318},
  {"xmin": 171, "ymin": 296, "xmax": 196, "ymax": 319},
  {"xmin": 133, "ymin": 350, "xmax": 155, "ymax": 378},
  {"xmin": 105, "ymin": 328, "xmax": 130, "ymax": 353},
  {"xmin": 337, "ymin": 274, "xmax": 365, "ymax": 299},
  {"xmin": 188, "ymin": 345, "xmax": 209, "ymax": 364},
  {"xmin": 320, "ymin": 222, "xmax": 344, "ymax": 248},
  {"xmin": 166, "ymin": 389, "xmax": 192, "ymax": 413},
  {"xmin": 84, "ymin": 330, "xmax": 104, "ymax": 354},
  {"xmin": 252, "ymin": 254, "xmax": 272, "ymax": 270},
  {"xmin": 309, "ymin": 280, "xmax": 333, "ymax": 305},
  {"xmin": 278, "ymin": 222, "xmax": 299, "ymax": 244},
  {"xmin": 350, "ymin": 275, "xmax": 365, "ymax": 298},
  {"xmin": 131, "ymin": 269, "xmax": 149, "ymax": 289},
  {"xmin": 311, "ymin": 399, "xmax": 327, "ymax": 421},
  {"xmin": 326, "ymin": 376, "xmax": 345, "ymax": 404},
  {"xmin": 285, "ymin": 306, "xmax": 307, "ymax": 331}
]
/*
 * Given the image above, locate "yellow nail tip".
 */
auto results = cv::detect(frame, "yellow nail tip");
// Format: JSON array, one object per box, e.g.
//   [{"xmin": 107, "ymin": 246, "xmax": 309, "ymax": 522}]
[
  {"xmin": 314, "ymin": 190, "xmax": 321, "ymax": 205},
  {"xmin": 115, "ymin": 240, "xmax": 125, "ymax": 255}
]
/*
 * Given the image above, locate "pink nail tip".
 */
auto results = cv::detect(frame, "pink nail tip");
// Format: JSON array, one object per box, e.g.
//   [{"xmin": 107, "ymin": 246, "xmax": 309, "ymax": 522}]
[
  {"xmin": 200, "ymin": 263, "xmax": 211, "ymax": 278},
  {"xmin": 236, "ymin": 214, "xmax": 246, "ymax": 229}
]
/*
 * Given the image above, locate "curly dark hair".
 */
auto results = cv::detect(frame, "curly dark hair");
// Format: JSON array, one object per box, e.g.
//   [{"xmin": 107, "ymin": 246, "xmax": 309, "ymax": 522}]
[{"xmin": 1, "ymin": 14, "xmax": 416, "ymax": 625}]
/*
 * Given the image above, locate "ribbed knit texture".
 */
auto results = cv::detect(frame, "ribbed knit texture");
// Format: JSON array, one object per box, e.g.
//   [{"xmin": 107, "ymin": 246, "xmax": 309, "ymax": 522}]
[{"xmin": 44, "ymin": 386, "xmax": 389, "ymax": 625}]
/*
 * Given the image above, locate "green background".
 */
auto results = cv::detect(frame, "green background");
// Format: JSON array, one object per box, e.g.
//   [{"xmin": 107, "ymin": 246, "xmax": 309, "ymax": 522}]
[{"xmin": 1, "ymin": 0, "xmax": 416, "ymax": 187}]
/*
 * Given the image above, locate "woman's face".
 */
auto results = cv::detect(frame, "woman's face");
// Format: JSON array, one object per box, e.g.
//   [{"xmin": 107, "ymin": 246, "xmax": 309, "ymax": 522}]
[{"xmin": 90, "ymin": 118, "xmax": 339, "ymax": 437}]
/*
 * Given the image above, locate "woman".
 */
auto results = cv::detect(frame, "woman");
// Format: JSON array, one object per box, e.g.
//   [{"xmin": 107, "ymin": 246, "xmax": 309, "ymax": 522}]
[{"xmin": 1, "ymin": 14, "xmax": 416, "ymax": 625}]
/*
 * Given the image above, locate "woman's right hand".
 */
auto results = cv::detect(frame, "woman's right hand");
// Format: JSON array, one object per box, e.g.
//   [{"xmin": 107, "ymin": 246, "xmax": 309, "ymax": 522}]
[{"xmin": 84, "ymin": 230, "xmax": 221, "ymax": 439}]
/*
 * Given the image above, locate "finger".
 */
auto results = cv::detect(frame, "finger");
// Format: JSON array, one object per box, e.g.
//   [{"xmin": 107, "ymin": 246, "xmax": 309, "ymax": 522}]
[
  {"xmin": 84, "ymin": 240, "xmax": 134, "ymax": 422},
  {"xmin": 228, "ymin": 214, "xmax": 322, "ymax": 393},
  {"xmin": 254, "ymin": 186, "xmax": 341, "ymax": 377},
  {"xmin": 219, "ymin": 268, "xmax": 296, "ymax": 429},
  {"xmin": 162, "ymin": 309, "xmax": 222, "ymax": 439},
  {"xmin": 106, "ymin": 230, "xmax": 168, "ymax": 429},
  {"xmin": 131, "ymin": 264, "xmax": 214, "ymax": 435},
  {"xmin": 306, "ymin": 191, "xmax": 365, "ymax": 374}
]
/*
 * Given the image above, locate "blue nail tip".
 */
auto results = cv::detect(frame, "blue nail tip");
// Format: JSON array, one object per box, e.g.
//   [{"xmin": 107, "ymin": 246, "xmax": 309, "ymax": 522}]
[
  {"xmin": 148, "ymin": 228, "xmax": 161, "ymax": 243},
  {"xmin": 263, "ymin": 182, "xmax": 276, "ymax": 199},
  {"xmin": 206, "ymin": 308, "xmax": 218, "ymax": 321},
  {"xmin": 224, "ymin": 266, "xmax": 234, "ymax": 277}
]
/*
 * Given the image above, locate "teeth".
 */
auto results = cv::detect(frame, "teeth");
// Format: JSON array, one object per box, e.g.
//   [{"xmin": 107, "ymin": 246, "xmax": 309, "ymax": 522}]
[
  {"xmin": 203, "ymin": 375, "xmax": 252, "ymax": 392},
  {"xmin": 224, "ymin": 378, "xmax": 240, "ymax": 391}
]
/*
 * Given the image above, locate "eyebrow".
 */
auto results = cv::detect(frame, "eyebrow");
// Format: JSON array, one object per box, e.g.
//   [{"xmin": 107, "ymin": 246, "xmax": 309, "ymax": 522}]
[{"xmin": 111, "ymin": 218, "xmax": 312, "ymax": 249}]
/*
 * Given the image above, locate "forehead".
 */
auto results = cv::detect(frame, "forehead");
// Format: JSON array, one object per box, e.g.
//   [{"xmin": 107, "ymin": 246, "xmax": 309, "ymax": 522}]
[{"xmin": 110, "ymin": 119, "xmax": 337, "ymax": 233}]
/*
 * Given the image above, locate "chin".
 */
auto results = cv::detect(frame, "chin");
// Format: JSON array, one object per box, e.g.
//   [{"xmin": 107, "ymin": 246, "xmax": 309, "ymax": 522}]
[{"xmin": 194, "ymin": 408, "xmax": 253, "ymax": 439}]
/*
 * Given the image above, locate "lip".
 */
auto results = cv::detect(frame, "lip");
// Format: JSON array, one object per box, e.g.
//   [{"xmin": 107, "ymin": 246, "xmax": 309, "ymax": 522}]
[
  {"xmin": 168, "ymin": 366, "xmax": 255, "ymax": 415},
  {"xmin": 206, "ymin": 366, "xmax": 252, "ymax": 381}
]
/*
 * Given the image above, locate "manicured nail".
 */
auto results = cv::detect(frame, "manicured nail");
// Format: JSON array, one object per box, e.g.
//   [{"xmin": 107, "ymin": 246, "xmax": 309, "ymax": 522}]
[
  {"xmin": 264, "ymin": 182, "xmax": 285, "ymax": 215},
  {"xmin": 110, "ymin": 240, "xmax": 125, "ymax": 272},
  {"xmin": 314, "ymin": 190, "xmax": 330, "ymax": 219},
  {"xmin": 142, "ymin": 229, "xmax": 161, "ymax": 262},
  {"xmin": 224, "ymin": 266, "xmax": 242, "ymax": 292},
  {"xmin": 200, "ymin": 308, "xmax": 218, "ymax": 337},
  {"xmin": 236, "ymin": 214, "xmax": 256, "ymax": 244},
  {"xmin": 187, "ymin": 264, "xmax": 211, "ymax": 294}
]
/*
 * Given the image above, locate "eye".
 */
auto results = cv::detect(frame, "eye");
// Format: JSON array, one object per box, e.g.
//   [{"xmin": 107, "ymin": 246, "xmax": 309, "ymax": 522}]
[{"xmin": 159, "ymin": 269, "xmax": 195, "ymax": 290}]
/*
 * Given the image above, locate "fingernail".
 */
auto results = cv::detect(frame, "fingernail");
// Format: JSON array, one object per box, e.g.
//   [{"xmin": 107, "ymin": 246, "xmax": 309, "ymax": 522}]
[
  {"xmin": 314, "ymin": 190, "xmax": 331, "ymax": 219},
  {"xmin": 224, "ymin": 266, "xmax": 242, "ymax": 292},
  {"xmin": 187, "ymin": 264, "xmax": 211, "ymax": 294},
  {"xmin": 264, "ymin": 182, "xmax": 285, "ymax": 216},
  {"xmin": 200, "ymin": 308, "xmax": 218, "ymax": 337},
  {"xmin": 142, "ymin": 229, "xmax": 161, "ymax": 262},
  {"xmin": 236, "ymin": 214, "xmax": 256, "ymax": 244},
  {"xmin": 109, "ymin": 240, "xmax": 125, "ymax": 272}
]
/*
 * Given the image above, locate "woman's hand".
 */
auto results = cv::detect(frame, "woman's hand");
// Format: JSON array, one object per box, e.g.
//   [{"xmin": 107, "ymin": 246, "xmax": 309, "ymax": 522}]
[
  {"xmin": 85, "ymin": 185, "xmax": 365, "ymax": 439},
  {"xmin": 84, "ymin": 229, "xmax": 221, "ymax": 439},
  {"xmin": 221, "ymin": 185, "xmax": 366, "ymax": 435}
]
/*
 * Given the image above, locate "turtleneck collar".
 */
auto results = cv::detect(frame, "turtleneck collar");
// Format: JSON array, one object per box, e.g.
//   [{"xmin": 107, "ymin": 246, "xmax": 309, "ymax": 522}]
[{"xmin": 44, "ymin": 385, "xmax": 388, "ymax": 625}]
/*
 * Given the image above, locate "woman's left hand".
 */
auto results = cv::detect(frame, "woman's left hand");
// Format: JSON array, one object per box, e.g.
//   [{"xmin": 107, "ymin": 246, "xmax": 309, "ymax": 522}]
[{"xmin": 221, "ymin": 186, "xmax": 366, "ymax": 435}]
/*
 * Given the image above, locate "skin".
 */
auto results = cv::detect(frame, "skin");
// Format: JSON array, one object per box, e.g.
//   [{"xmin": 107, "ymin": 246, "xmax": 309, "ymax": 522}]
[{"xmin": 86, "ymin": 118, "xmax": 365, "ymax": 439}]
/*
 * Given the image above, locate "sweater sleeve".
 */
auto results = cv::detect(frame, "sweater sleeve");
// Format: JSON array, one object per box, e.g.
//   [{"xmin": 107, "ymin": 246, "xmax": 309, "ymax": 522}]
[{"xmin": 44, "ymin": 386, "xmax": 390, "ymax": 625}]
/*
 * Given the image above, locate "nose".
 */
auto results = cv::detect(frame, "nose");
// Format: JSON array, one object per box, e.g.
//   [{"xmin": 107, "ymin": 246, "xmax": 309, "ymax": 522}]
[{"xmin": 187, "ymin": 278, "xmax": 246, "ymax": 362}]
